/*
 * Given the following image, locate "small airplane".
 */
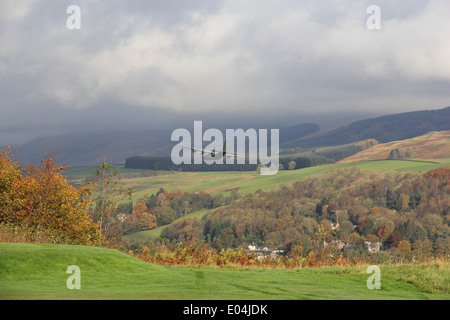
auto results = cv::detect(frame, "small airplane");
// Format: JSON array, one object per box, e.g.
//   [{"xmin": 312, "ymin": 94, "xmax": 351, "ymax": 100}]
[{"xmin": 183, "ymin": 141, "xmax": 243, "ymax": 160}]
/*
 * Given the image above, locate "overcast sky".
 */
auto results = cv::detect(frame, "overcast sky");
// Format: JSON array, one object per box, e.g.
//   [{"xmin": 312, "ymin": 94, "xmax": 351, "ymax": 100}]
[{"xmin": 1, "ymin": 0, "xmax": 450, "ymax": 144}]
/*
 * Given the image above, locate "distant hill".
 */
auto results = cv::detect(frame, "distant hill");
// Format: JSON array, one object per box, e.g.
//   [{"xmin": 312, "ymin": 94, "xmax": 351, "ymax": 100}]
[
  {"xmin": 6, "ymin": 106, "xmax": 450, "ymax": 167},
  {"xmin": 7, "ymin": 130, "xmax": 172, "ymax": 166},
  {"xmin": 338, "ymin": 131, "xmax": 450, "ymax": 163},
  {"xmin": 279, "ymin": 123, "xmax": 319, "ymax": 144},
  {"xmin": 282, "ymin": 106, "xmax": 450, "ymax": 148},
  {"xmin": 4, "ymin": 123, "xmax": 322, "ymax": 167}
]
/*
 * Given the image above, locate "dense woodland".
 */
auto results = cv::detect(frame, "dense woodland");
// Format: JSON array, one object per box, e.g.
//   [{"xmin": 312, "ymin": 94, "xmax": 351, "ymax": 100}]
[{"xmin": 141, "ymin": 167, "xmax": 449, "ymax": 265}]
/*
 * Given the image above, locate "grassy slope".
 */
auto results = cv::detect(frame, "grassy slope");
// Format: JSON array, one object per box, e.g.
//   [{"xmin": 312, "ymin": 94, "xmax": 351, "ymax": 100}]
[
  {"xmin": 66, "ymin": 159, "xmax": 450, "ymax": 199},
  {"xmin": 339, "ymin": 131, "xmax": 450, "ymax": 163},
  {"xmin": 0, "ymin": 243, "xmax": 448, "ymax": 300},
  {"xmin": 210, "ymin": 158, "xmax": 450, "ymax": 194}
]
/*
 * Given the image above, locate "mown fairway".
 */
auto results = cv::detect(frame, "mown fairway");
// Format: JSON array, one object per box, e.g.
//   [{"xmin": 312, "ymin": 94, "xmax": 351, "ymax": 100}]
[{"xmin": 0, "ymin": 243, "xmax": 448, "ymax": 300}]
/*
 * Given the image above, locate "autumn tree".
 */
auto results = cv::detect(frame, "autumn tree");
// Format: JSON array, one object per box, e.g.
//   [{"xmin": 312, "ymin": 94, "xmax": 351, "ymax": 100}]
[
  {"xmin": 388, "ymin": 148, "xmax": 401, "ymax": 160},
  {"xmin": 378, "ymin": 220, "xmax": 395, "ymax": 242},
  {"xmin": 399, "ymin": 193, "xmax": 410, "ymax": 211},
  {"xmin": 410, "ymin": 224, "xmax": 428, "ymax": 243},
  {"xmin": 338, "ymin": 220, "xmax": 354, "ymax": 242},
  {"xmin": 288, "ymin": 161, "xmax": 297, "ymax": 170},
  {"xmin": 435, "ymin": 235, "xmax": 450, "ymax": 257},
  {"xmin": 156, "ymin": 206, "xmax": 176, "ymax": 225},
  {"xmin": 85, "ymin": 153, "xmax": 132, "ymax": 245},
  {"xmin": 0, "ymin": 148, "xmax": 22, "ymax": 222},
  {"xmin": 122, "ymin": 200, "xmax": 157, "ymax": 233},
  {"xmin": 288, "ymin": 244, "xmax": 304, "ymax": 258},
  {"xmin": 397, "ymin": 240, "xmax": 412, "ymax": 261},
  {"xmin": 132, "ymin": 202, "xmax": 148, "ymax": 219},
  {"xmin": 366, "ymin": 234, "xmax": 380, "ymax": 244},
  {"xmin": 422, "ymin": 214, "xmax": 443, "ymax": 240},
  {"xmin": 215, "ymin": 227, "xmax": 236, "ymax": 250},
  {"xmin": 348, "ymin": 232, "xmax": 365, "ymax": 247},
  {"xmin": 0, "ymin": 148, "xmax": 103, "ymax": 245},
  {"xmin": 138, "ymin": 212, "xmax": 157, "ymax": 231},
  {"xmin": 412, "ymin": 239, "xmax": 433, "ymax": 261}
]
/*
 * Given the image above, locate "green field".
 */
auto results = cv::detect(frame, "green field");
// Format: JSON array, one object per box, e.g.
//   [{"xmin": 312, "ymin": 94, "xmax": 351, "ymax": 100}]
[
  {"xmin": 0, "ymin": 243, "xmax": 448, "ymax": 300},
  {"xmin": 65, "ymin": 159, "xmax": 450, "ymax": 201}
]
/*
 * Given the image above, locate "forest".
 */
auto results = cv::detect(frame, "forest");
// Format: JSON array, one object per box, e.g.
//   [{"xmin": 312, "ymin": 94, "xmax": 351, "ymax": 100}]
[{"xmin": 139, "ymin": 167, "xmax": 449, "ymax": 266}]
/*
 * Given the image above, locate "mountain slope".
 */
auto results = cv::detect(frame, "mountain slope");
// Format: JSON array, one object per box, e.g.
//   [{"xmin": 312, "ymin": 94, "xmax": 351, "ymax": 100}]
[
  {"xmin": 282, "ymin": 106, "xmax": 450, "ymax": 148},
  {"xmin": 338, "ymin": 131, "xmax": 450, "ymax": 163},
  {"xmin": 279, "ymin": 123, "xmax": 320, "ymax": 144},
  {"xmin": 8, "ymin": 130, "xmax": 172, "ymax": 166}
]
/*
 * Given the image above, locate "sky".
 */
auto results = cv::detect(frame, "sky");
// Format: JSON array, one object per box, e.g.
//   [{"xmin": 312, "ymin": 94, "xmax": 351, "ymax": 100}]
[{"xmin": 1, "ymin": 0, "xmax": 450, "ymax": 144}]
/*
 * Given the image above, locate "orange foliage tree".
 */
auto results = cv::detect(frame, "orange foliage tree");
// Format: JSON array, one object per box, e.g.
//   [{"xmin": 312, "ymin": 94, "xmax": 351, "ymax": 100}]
[
  {"xmin": 131, "ymin": 202, "xmax": 157, "ymax": 231},
  {"xmin": 0, "ymin": 148, "xmax": 104, "ymax": 245}
]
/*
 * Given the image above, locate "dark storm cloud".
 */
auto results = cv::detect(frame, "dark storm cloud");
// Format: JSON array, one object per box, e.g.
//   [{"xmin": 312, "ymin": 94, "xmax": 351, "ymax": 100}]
[{"xmin": 1, "ymin": 0, "xmax": 450, "ymax": 144}]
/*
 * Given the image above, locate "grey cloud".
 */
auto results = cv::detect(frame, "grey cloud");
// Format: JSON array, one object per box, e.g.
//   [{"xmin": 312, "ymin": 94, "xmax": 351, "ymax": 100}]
[{"xmin": 1, "ymin": 0, "xmax": 450, "ymax": 145}]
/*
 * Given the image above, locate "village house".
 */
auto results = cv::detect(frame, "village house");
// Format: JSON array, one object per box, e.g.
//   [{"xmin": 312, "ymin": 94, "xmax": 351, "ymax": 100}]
[
  {"xmin": 247, "ymin": 244, "xmax": 284, "ymax": 259},
  {"xmin": 365, "ymin": 241, "xmax": 381, "ymax": 253}
]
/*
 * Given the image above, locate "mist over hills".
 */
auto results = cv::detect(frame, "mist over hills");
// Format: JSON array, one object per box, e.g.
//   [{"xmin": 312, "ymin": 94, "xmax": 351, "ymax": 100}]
[
  {"xmin": 7, "ymin": 125, "xmax": 318, "ymax": 166},
  {"xmin": 4, "ymin": 106, "xmax": 450, "ymax": 167},
  {"xmin": 7, "ymin": 130, "xmax": 171, "ymax": 167}
]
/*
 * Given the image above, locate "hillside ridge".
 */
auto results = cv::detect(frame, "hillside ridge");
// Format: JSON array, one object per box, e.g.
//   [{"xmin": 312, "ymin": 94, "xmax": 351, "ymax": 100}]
[{"xmin": 338, "ymin": 130, "xmax": 450, "ymax": 163}]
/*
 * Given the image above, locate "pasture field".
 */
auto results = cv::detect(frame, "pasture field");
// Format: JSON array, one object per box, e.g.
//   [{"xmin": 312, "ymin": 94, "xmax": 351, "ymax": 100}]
[
  {"xmin": 0, "ymin": 243, "xmax": 448, "ymax": 300},
  {"xmin": 65, "ymin": 158, "xmax": 450, "ymax": 200}
]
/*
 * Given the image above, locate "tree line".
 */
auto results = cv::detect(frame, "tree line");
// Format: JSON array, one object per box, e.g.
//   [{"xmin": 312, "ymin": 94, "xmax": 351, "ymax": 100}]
[{"xmin": 124, "ymin": 155, "xmax": 332, "ymax": 172}]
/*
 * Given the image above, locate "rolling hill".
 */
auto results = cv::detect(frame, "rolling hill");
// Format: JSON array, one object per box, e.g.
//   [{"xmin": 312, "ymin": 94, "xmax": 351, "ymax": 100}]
[
  {"xmin": 5, "ymin": 123, "xmax": 321, "ymax": 167},
  {"xmin": 7, "ymin": 130, "xmax": 172, "ymax": 166},
  {"xmin": 338, "ymin": 131, "xmax": 450, "ymax": 163},
  {"xmin": 5, "ymin": 106, "xmax": 450, "ymax": 167},
  {"xmin": 281, "ymin": 106, "xmax": 450, "ymax": 148},
  {"xmin": 279, "ymin": 123, "xmax": 320, "ymax": 144},
  {"xmin": 65, "ymin": 158, "xmax": 450, "ymax": 203}
]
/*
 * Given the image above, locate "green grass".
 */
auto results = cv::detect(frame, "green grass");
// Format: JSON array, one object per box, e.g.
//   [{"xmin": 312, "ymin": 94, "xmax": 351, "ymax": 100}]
[
  {"xmin": 0, "ymin": 243, "xmax": 448, "ymax": 300},
  {"xmin": 228, "ymin": 158, "xmax": 450, "ymax": 194},
  {"xmin": 65, "ymin": 159, "xmax": 450, "ymax": 199}
]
